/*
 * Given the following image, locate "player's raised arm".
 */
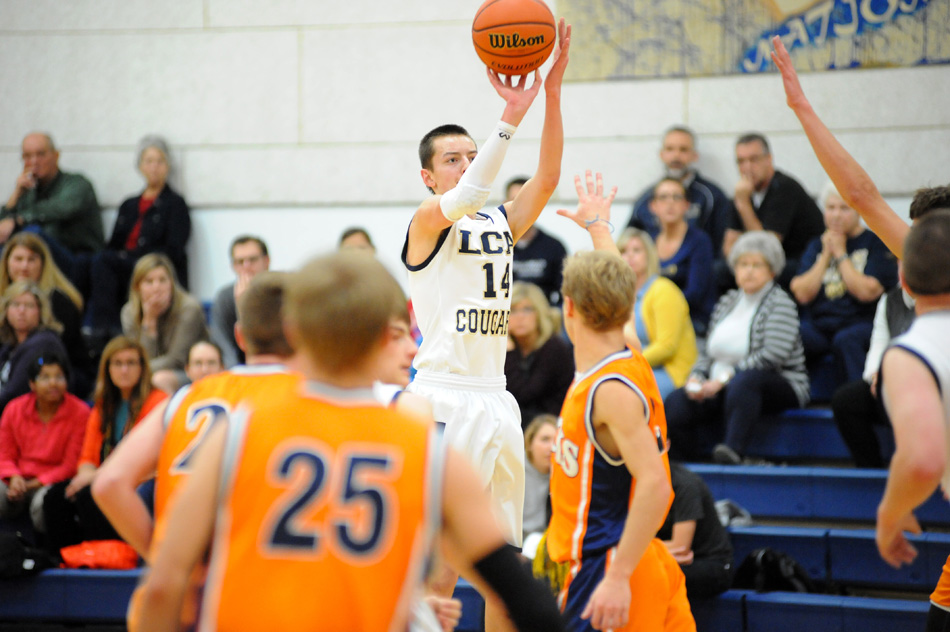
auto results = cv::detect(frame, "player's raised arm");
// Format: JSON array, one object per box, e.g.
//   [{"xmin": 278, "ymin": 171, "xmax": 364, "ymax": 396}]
[
  {"xmin": 558, "ymin": 170, "xmax": 619, "ymax": 253},
  {"xmin": 439, "ymin": 446, "xmax": 567, "ymax": 632},
  {"xmin": 91, "ymin": 400, "xmax": 168, "ymax": 559},
  {"xmin": 129, "ymin": 420, "xmax": 226, "ymax": 632},
  {"xmin": 582, "ymin": 381, "xmax": 672, "ymax": 630},
  {"xmin": 507, "ymin": 19, "xmax": 571, "ymax": 242},
  {"xmin": 407, "ymin": 47, "xmax": 550, "ymax": 265},
  {"xmin": 771, "ymin": 36, "xmax": 908, "ymax": 258}
]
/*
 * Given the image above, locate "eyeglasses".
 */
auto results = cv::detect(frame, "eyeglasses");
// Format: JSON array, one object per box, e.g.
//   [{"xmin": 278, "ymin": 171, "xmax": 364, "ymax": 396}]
[
  {"xmin": 233, "ymin": 255, "xmax": 263, "ymax": 267},
  {"xmin": 35, "ymin": 374, "xmax": 67, "ymax": 384},
  {"xmin": 736, "ymin": 154, "xmax": 767, "ymax": 166},
  {"xmin": 110, "ymin": 359, "xmax": 141, "ymax": 369},
  {"xmin": 510, "ymin": 306, "xmax": 537, "ymax": 315},
  {"xmin": 654, "ymin": 193, "xmax": 686, "ymax": 202}
]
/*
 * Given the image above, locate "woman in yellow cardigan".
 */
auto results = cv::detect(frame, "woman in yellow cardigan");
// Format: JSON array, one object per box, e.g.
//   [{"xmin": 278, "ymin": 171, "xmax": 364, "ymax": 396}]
[{"xmin": 618, "ymin": 228, "xmax": 698, "ymax": 398}]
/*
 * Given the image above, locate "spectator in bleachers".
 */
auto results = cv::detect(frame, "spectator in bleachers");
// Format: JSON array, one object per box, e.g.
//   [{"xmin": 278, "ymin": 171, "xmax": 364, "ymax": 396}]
[
  {"xmin": 617, "ymin": 228, "xmax": 697, "ymax": 399},
  {"xmin": 210, "ymin": 236, "xmax": 270, "ymax": 368},
  {"xmin": 0, "ymin": 233, "xmax": 93, "ymax": 396},
  {"xmin": 42, "ymin": 336, "xmax": 166, "ymax": 554},
  {"xmin": 504, "ymin": 282, "xmax": 573, "ymax": 427},
  {"xmin": 651, "ymin": 178, "xmax": 716, "ymax": 334},
  {"xmin": 0, "ymin": 132, "xmax": 104, "ymax": 275},
  {"xmin": 790, "ymin": 182, "xmax": 896, "ymax": 391},
  {"xmin": 523, "ymin": 414, "xmax": 556, "ymax": 544},
  {"xmin": 723, "ymin": 133, "xmax": 824, "ymax": 288},
  {"xmin": 658, "ymin": 462, "xmax": 734, "ymax": 601},
  {"xmin": 508, "ymin": 177, "xmax": 568, "ymax": 306},
  {"xmin": 0, "ymin": 354, "xmax": 89, "ymax": 533},
  {"xmin": 184, "ymin": 340, "xmax": 224, "ymax": 384},
  {"xmin": 832, "ymin": 285, "xmax": 915, "ymax": 468},
  {"xmin": 625, "ymin": 126, "xmax": 733, "ymax": 265},
  {"xmin": 79, "ymin": 136, "xmax": 191, "ymax": 350},
  {"xmin": 0, "ymin": 282, "xmax": 69, "ymax": 412},
  {"xmin": 121, "ymin": 254, "xmax": 208, "ymax": 394},
  {"xmin": 665, "ymin": 231, "xmax": 809, "ymax": 464},
  {"xmin": 338, "ymin": 226, "xmax": 376, "ymax": 252}
]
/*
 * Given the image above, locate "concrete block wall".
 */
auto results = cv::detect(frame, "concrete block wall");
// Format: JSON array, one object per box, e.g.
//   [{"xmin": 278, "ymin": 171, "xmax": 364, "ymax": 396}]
[{"xmin": 1, "ymin": 1, "xmax": 946, "ymax": 299}]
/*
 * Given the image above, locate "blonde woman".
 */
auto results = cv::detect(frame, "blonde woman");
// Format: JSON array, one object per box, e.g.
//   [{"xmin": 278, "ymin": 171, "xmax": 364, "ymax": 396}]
[
  {"xmin": 505, "ymin": 282, "xmax": 574, "ymax": 427},
  {"xmin": 0, "ymin": 233, "xmax": 93, "ymax": 394},
  {"xmin": 121, "ymin": 254, "xmax": 207, "ymax": 393},
  {"xmin": 617, "ymin": 228, "xmax": 697, "ymax": 399}
]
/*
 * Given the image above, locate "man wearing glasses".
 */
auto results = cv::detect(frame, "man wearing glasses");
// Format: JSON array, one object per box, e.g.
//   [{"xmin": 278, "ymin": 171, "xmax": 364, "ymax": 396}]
[
  {"xmin": 723, "ymin": 133, "xmax": 823, "ymax": 288},
  {"xmin": 210, "ymin": 235, "xmax": 270, "ymax": 368}
]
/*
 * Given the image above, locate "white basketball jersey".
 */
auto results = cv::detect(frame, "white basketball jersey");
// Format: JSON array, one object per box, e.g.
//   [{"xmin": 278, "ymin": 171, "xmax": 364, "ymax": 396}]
[
  {"xmin": 889, "ymin": 311, "xmax": 950, "ymax": 492},
  {"xmin": 403, "ymin": 205, "xmax": 514, "ymax": 378}
]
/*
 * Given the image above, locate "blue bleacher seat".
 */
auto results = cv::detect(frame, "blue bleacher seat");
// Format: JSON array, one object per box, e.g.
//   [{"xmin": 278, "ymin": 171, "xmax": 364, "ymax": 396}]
[
  {"xmin": 690, "ymin": 589, "xmax": 748, "ymax": 632},
  {"xmin": 689, "ymin": 464, "xmax": 950, "ymax": 527},
  {"xmin": 746, "ymin": 407, "xmax": 894, "ymax": 463},
  {"xmin": 0, "ymin": 569, "xmax": 139, "ymax": 621},
  {"xmin": 729, "ymin": 525, "xmax": 828, "ymax": 581}
]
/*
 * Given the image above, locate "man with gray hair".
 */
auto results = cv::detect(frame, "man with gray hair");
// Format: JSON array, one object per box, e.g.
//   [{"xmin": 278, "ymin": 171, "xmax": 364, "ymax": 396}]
[
  {"xmin": 1, "ymin": 132, "xmax": 104, "ymax": 272},
  {"xmin": 626, "ymin": 125, "xmax": 733, "ymax": 263}
]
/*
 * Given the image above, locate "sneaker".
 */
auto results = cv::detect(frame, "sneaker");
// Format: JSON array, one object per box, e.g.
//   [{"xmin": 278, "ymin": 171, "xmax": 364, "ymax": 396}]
[{"xmin": 712, "ymin": 443, "xmax": 742, "ymax": 465}]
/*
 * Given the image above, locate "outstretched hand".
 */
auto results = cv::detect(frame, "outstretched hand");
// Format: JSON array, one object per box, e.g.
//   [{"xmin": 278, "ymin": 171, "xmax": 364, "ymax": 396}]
[
  {"xmin": 557, "ymin": 170, "xmax": 617, "ymax": 230},
  {"xmin": 771, "ymin": 36, "xmax": 809, "ymax": 111}
]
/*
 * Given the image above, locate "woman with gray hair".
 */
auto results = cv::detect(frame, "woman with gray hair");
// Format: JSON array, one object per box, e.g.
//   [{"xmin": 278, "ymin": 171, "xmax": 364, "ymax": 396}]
[
  {"xmin": 80, "ymin": 135, "xmax": 191, "ymax": 349},
  {"xmin": 665, "ymin": 231, "xmax": 809, "ymax": 464}
]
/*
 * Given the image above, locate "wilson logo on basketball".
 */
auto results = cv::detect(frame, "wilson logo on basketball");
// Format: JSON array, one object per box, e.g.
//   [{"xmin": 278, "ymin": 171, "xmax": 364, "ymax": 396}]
[{"xmin": 488, "ymin": 33, "xmax": 545, "ymax": 50}]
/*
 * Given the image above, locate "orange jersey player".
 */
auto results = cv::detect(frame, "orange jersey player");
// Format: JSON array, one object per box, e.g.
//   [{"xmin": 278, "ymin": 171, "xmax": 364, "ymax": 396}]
[
  {"xmin": 131, "ymin": 253, "xmax": 568, "ymax": 632},
  {"xmin": 93, "ymin": 272, "xmax": 298, "ymax": 560},
  {"xmin": 550, "ymin": 175, "xmax": 695, "ymax": 632}
]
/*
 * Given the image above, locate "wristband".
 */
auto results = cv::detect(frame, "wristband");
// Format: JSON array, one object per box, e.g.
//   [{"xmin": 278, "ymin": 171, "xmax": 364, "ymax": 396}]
[{"xmin": 584, "ymin": 215, "xmax": 614, "ymax": 234}]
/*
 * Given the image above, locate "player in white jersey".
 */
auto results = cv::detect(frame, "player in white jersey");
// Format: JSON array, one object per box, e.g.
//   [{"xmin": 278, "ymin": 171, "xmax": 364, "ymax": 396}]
[
  {"xmin": 402, "ymin": 20, "xmax": 569, "ymax": 631},
  {"xmin": 403, "ymin": 19, "xmax": 569, "ymax": 546},
  {"xmin": 874, "ymin": 211, "xmax": 950, "ymax": 631}
]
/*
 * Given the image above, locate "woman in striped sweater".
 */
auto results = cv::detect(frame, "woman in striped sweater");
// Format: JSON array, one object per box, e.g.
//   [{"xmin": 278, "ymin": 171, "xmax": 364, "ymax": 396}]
[{"xmin": 665, "ymin": 231, "xmax": 809, "ymax": 464}]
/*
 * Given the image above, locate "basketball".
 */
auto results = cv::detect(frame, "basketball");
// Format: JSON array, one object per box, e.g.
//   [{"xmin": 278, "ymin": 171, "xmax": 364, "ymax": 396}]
[{"xmin": 472, "ymin": 0, "xmax": 557, "ymax": 76}]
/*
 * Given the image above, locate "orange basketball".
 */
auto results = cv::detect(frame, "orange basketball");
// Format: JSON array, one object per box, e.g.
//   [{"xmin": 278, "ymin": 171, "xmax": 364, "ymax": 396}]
[{"xmin": 472, "ymin": 0, "xmax": 556, "ymax": 76}]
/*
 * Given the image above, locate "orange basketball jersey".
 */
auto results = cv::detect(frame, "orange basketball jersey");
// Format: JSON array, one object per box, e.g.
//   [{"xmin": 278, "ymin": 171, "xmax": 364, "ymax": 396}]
[
  {"xmin": 153, "ymin": 364, "xmax": 301, "ymax": 522},
  {"xmin": 198, "ymin": 383, "xmax": 441, "ymax": 632},
  {"xmin": 548, "ymin": 348, "xmax": 671, "ymax": 563}
]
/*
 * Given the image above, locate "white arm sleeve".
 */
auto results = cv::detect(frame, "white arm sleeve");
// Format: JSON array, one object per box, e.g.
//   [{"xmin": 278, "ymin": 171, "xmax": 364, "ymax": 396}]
[{"xmin": 440, "ymin": 120, "xmax": 517, "ymax": 222}]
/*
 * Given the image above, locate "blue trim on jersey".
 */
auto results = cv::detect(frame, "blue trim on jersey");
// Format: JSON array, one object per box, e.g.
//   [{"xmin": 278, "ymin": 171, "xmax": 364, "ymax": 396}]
[
  {"xmin": 574, "ymin": 349, "xmax": 633, "ymax": 383},
  {"xmin": 584, "ymin": 374, "xmax": 651, "ymax": 467},
  {"xmin": 889, "ymin": 344, "xmax": 944, "ymax": 397},
  {"xmin": 402, "ymin": 224, "xmax": 451, "ymax": 272},
  {"xmin": 497, "ymin": 203, "xmax": 508, "ymax": 221}
]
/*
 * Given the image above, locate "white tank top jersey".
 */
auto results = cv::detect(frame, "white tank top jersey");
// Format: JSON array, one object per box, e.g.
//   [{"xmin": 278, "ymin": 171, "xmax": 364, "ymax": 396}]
[
  {"xmin": 403, "ymin": 205, "xmax": 514, "ymax": 378},
  {"xmin": 889, "ymin": 311, "xmax": 950, "ymax": 492}
]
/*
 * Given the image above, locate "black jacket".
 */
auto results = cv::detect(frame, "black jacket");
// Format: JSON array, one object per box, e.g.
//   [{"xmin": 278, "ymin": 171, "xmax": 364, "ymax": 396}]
[{"xmin": 109, "ymin": 184, "xmax": 191, "ymax": 288}]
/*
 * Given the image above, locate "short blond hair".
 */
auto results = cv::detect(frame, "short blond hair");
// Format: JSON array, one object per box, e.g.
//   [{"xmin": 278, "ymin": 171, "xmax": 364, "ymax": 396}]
[
  {"xmin": 285, "ymin": 252, "xmax": 406, "ymax": 373},
  {"xmin": 562, "ymin": 251, "xmax": 636, "ymax": 332}
]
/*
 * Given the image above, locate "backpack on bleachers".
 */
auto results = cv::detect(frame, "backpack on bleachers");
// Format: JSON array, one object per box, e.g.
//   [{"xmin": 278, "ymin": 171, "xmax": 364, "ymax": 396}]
[
  {"xmin": 0, "ymin": 532, "xmax": 56, "ymax": 578},
  {"xmin": 733, "ymin": 547, "xmax": 816, "ymax": 593}
]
